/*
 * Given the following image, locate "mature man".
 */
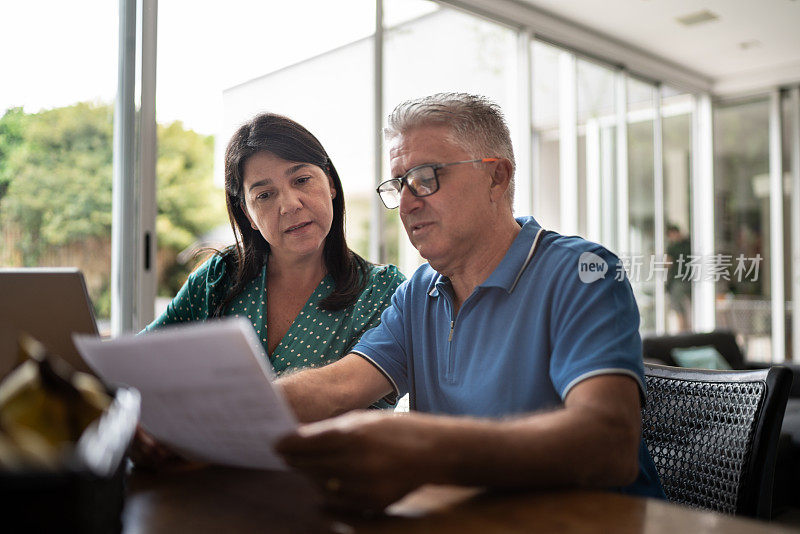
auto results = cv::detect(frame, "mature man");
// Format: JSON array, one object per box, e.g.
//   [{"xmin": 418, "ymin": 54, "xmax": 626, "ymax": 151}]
[{"xmin": 275, "ymin": 93, "xmax": 663, "ymax": 510}]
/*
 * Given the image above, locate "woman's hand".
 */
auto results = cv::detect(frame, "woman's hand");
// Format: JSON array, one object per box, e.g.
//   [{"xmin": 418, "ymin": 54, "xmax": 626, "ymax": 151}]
[{"xmin": 129, "ymin": 425, "xmax": 193, "ymax": 471}]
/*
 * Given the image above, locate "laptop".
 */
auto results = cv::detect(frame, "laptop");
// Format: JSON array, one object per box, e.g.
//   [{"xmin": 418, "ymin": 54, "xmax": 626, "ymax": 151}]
[{"xmin": 0, "ymin": 268, "xmax": 99, "ymax": 378}]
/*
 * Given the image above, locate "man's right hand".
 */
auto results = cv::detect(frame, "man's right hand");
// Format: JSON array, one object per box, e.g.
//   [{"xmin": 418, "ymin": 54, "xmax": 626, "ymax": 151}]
[{"xmin": 275, "ymin": 353, "xmax": 394, "ymax": 423}]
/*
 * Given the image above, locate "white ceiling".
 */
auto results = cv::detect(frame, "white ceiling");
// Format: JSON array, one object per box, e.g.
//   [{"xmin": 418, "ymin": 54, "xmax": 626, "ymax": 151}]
[{"xmin": 517, "ymin": 0, "xmax": 800, "ymax": 95}]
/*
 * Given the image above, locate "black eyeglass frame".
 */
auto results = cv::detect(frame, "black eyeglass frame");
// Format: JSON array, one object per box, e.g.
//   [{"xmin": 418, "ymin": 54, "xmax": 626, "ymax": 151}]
[{"xmin": 375, "ymin": 157, "xmax": 500, "ymax": 209}]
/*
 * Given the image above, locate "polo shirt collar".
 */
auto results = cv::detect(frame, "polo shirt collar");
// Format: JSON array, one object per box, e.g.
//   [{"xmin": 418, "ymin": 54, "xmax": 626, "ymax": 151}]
[
  {"xmin": 428, "ymin": 276, "xmax": 445, "ymax": 297},
  {"xmin": 427, "ymin": 216, "xmax": 543, "ymax": 298},
  {"xmin": 479, "ymin": 216, "xmax": 542, "ymax": 293}
]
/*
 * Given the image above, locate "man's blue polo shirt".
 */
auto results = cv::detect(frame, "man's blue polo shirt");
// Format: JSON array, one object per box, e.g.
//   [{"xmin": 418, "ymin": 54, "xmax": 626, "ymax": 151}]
[{"xmin": 352, "ymin": 216, "xmax": 664, "ymax": 498}]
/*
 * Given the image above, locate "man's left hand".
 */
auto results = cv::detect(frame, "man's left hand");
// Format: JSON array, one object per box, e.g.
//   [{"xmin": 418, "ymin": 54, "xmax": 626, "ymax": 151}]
[{"xmin": 275, "ymin": 411, "xmax": 436, "ymax": 513}]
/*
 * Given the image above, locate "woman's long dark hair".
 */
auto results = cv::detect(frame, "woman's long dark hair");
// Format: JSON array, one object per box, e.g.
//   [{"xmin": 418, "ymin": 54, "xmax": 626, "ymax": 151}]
[{"xmin": 211, "ymin": 113, "xmax": 369, "ymax": 316}]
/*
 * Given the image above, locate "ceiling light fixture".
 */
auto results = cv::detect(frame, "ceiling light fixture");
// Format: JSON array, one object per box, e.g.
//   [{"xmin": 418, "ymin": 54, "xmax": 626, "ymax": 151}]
[
  {"xmin": 739, "ymin": 40, "xmax": 762, "ymax": 50},
  {"xmin": 676, "ymin": 10, "xmax": 719, "ymax": 26}
]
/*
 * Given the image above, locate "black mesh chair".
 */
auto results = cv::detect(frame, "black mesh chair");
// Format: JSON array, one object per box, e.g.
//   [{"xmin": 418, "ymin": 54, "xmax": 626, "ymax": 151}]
[{"xmin": 642, "ymin": 363, "xmax": 791, "ymax": 519}]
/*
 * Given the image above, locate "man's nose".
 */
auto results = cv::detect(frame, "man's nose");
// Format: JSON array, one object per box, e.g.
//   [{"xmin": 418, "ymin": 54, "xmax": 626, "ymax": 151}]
[{"xmin": 398, "ymin": 185, "xmax": 422, "ymax": 215}]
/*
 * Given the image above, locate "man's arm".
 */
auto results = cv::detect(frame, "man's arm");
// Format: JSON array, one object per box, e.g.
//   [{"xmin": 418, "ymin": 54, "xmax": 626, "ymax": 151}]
[
  {"xmin": 276, "ymin": 353, "xmax": 394, "ymax": 423},
  {"xmin": 435, "ymin": 373, "xmax": 641, "ymax": 488},
  {"xmin": 276, "ymin": 374, "xmax": 641, "ymax": 510}
]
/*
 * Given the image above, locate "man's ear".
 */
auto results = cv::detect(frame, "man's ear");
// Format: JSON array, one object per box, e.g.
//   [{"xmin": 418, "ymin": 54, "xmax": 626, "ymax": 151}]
[{"xmin": 489, "ymin": 159, "xmax": 514, "ymax": 203}]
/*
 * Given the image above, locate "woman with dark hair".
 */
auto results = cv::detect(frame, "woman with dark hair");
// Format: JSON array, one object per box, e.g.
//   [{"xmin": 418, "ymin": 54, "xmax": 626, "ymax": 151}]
[{"xmin": 145, "ymin": 113, "xmax": 405, "ymax": 377}]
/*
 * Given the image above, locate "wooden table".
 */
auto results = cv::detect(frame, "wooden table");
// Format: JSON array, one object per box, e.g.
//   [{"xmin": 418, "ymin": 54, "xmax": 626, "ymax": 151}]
[{"xmin": 122, "ymin": 466, "xmax": 797, "ymax": 533}]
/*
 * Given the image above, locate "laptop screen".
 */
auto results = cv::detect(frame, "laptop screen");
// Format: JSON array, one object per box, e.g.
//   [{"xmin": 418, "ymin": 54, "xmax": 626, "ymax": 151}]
[{"xmin": 0, "ymin": 268, "xmax": 99, "ymax": 378}]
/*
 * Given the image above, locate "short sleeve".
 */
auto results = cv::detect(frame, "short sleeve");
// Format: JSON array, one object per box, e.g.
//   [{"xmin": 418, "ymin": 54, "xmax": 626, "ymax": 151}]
[
  {"xmin": 144, "ymin": 255, "xmax": 229, "ymax": 332},
  {"xmin": 548, "ymin": 249, "xmax": 645, "ymax": 399},
  {"xmin": 351, "ymin": 278, "xmax": 410, "ymax": 399},
  {"xmin": 343, "ymin": 264, "xmax": 406, "ymax": 353}
]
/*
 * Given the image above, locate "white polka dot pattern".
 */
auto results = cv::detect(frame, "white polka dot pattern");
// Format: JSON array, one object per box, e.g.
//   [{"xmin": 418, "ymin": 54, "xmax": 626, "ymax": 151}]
[{"xmin": 145, "ymin": 258, "xmax": 405, "ymax": 378}]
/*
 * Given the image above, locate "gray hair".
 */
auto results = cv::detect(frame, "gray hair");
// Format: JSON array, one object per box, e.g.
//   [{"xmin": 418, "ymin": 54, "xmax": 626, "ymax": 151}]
[{"xmin": 385, "ymin": 93, "xmax": 516, "ymax": 205}]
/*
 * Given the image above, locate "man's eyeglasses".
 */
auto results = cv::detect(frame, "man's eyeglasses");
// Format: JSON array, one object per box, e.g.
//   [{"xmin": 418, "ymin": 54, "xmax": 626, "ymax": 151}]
[{"xmin": 376, "ymin": 158, "xmax": 500, "ymax": 209}]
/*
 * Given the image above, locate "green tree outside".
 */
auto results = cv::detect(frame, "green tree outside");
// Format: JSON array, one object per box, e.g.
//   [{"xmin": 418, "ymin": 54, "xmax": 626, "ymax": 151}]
[
  {"xmin": 0, "ymin": 102, "xmax": 226, "ymax": 317},
  {"xmin": 155, "ymin": 120, "xmax": 226, "ymax": 295}
]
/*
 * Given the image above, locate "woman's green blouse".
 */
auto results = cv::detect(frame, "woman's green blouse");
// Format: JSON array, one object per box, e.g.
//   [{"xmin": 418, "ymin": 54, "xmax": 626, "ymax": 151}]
[{"xmin": 145, "ymin": 255, "xmax": 405, "ymax": 377}]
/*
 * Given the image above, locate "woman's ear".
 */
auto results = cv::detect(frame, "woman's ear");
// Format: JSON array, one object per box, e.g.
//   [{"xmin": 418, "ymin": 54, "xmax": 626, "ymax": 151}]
[
  {"xmin": 241, "ymin": 201, "xmax": 258, "ymax": 230},
  {"xmin": 328, "ymin": 177, "xmax": 337, "ymax": 199}
]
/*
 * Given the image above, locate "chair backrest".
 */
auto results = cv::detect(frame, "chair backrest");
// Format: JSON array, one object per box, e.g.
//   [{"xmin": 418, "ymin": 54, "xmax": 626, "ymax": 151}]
[
  {"xmin": 642, "ymin": 363, "xmax": 791, "ymax": 518},
  {"xmin": 642, "ymin": 330, "xmax": 745, "ymax": 369}
]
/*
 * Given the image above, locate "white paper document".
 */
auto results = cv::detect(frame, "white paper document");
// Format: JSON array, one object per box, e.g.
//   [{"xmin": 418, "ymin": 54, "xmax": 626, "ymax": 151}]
[{"xmin": 74, "ymin": 318, "xmax": 297, "ymax": 470}]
